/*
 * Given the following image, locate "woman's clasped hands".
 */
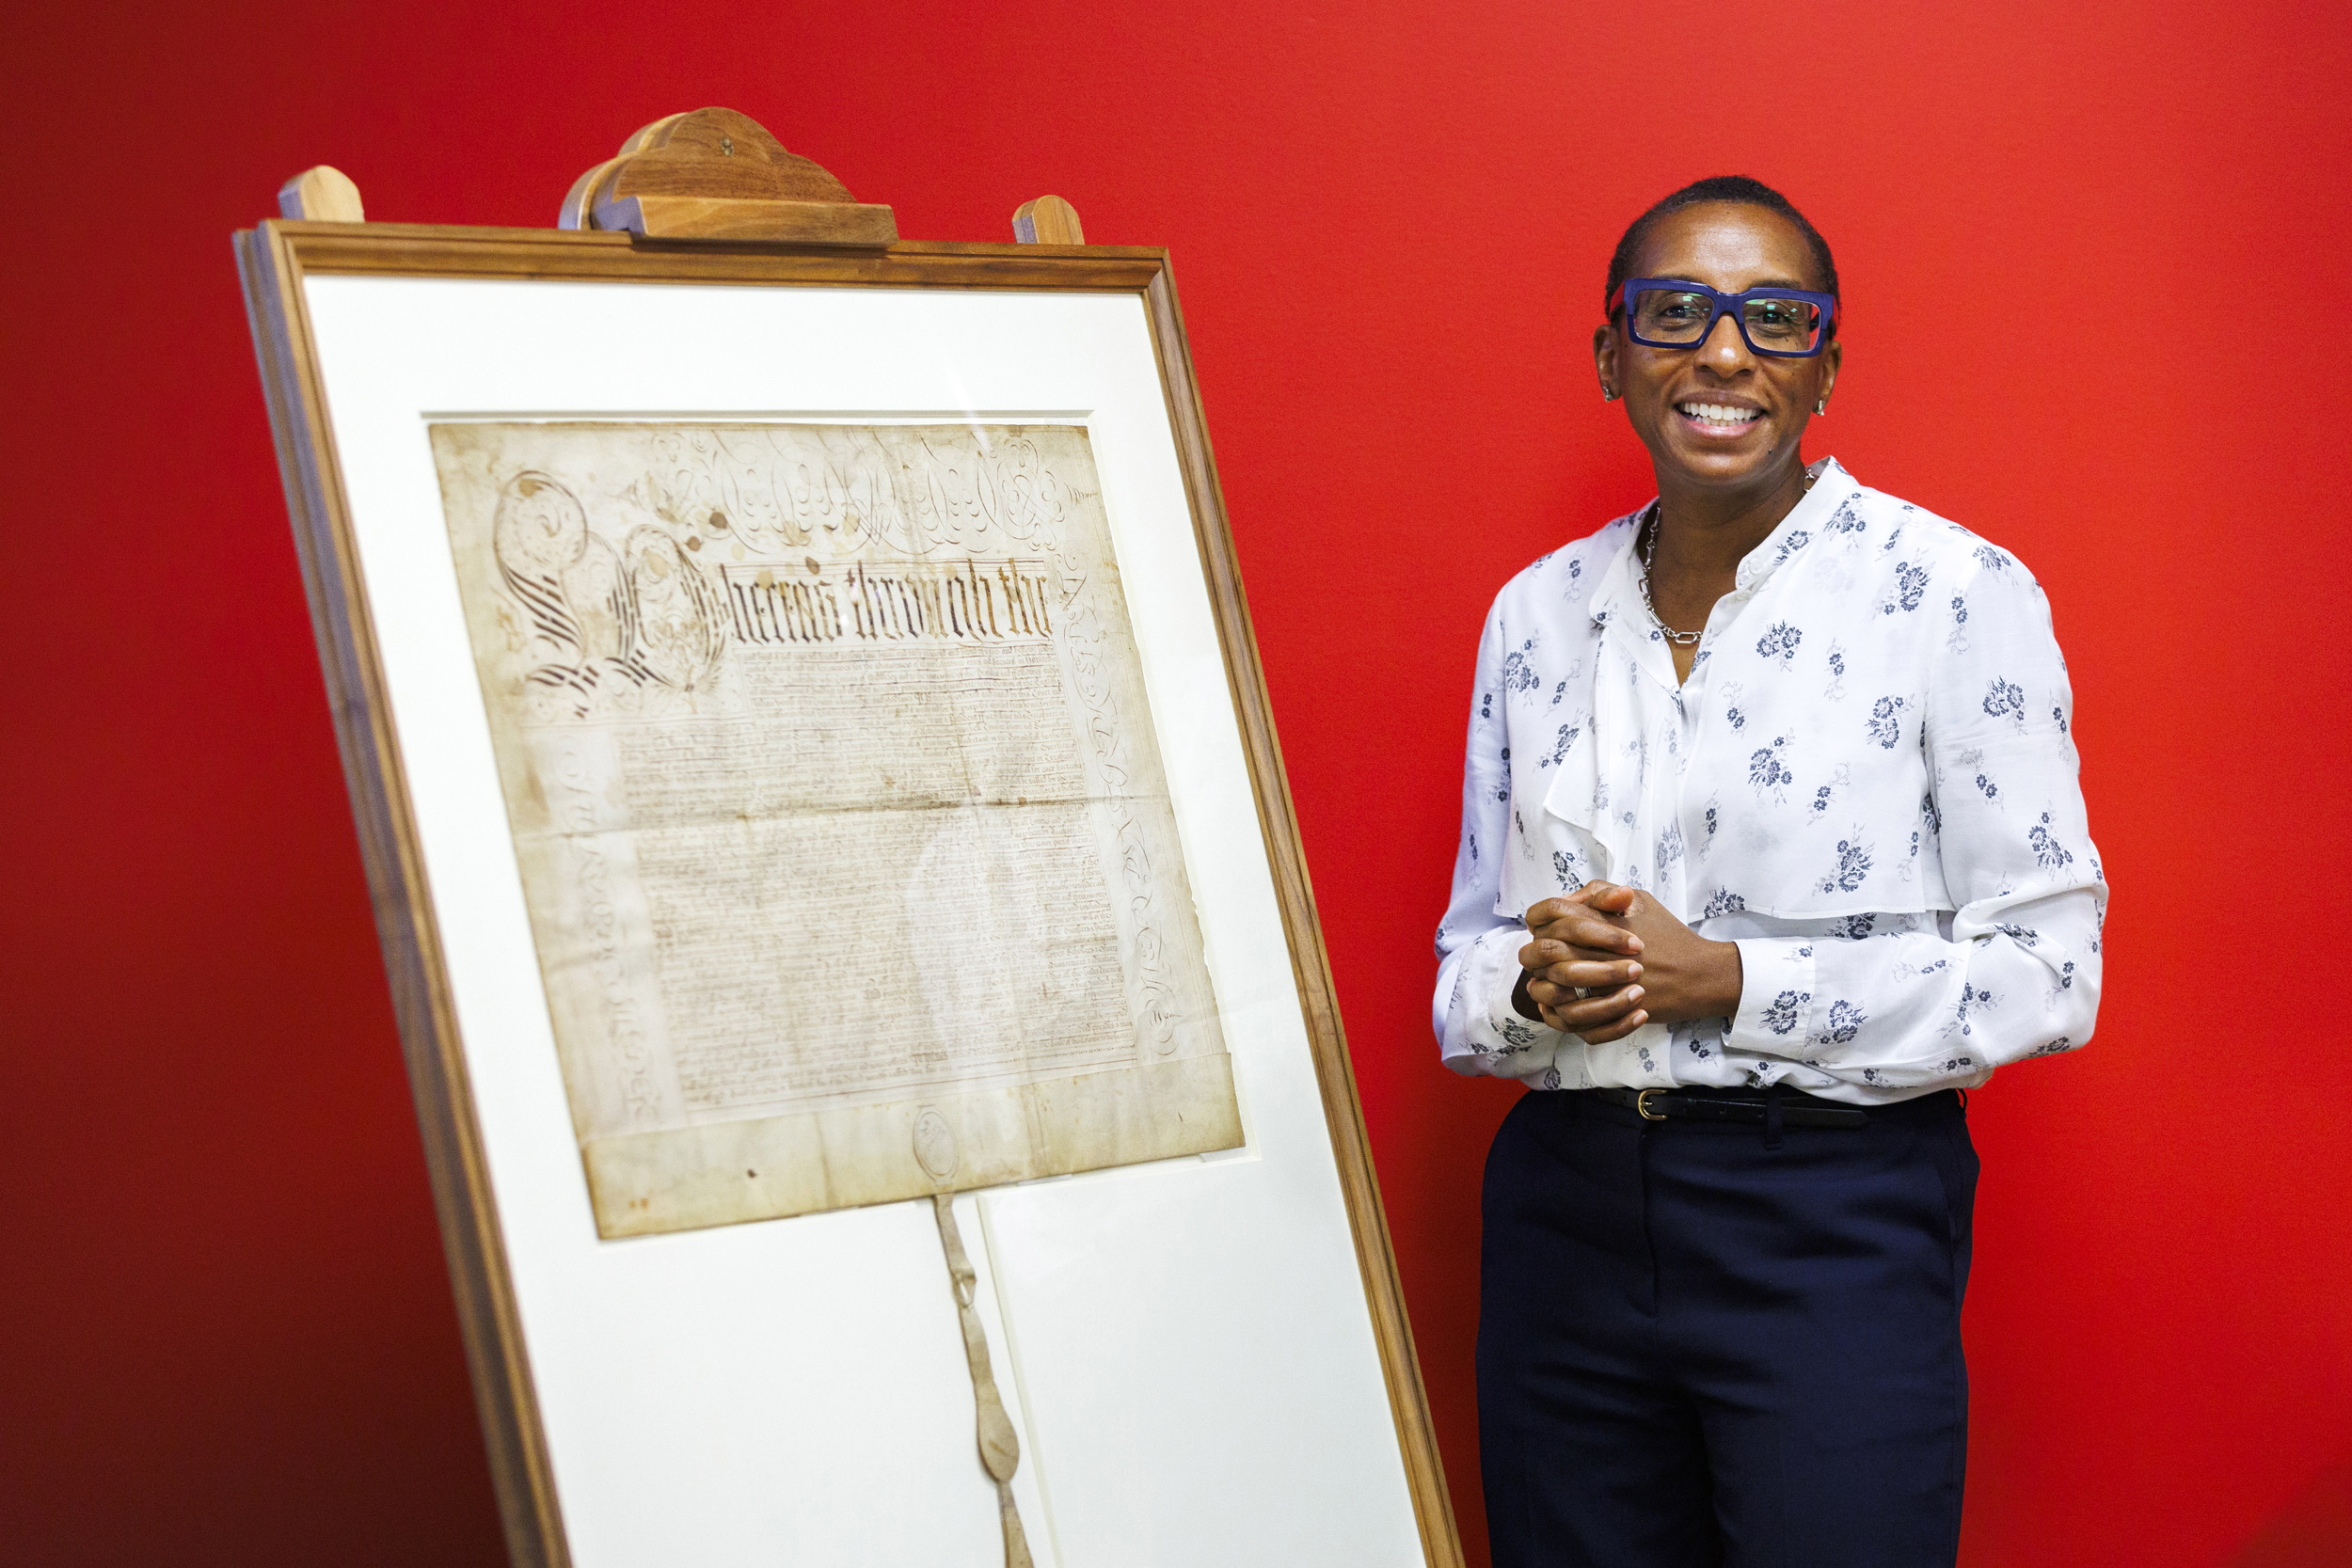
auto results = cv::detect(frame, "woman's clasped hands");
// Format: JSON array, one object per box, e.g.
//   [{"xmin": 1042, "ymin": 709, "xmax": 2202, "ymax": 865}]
[{"xmin": 1516, "ymin": 882, "xmax": 1746, "ymax": 1044}]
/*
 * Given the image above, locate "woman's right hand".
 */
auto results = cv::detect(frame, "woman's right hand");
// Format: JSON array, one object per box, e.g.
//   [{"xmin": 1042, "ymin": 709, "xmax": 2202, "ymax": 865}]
[{"xmin": 1517, "ymin": 883, "xmax": 1650, "ymax": 1043}]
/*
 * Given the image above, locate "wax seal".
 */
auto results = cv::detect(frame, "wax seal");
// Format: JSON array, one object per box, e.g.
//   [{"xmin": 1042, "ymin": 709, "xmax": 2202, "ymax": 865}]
[{"xmin": 913, "ymin": 1108, "xmax": 960, "ymax": 1182}]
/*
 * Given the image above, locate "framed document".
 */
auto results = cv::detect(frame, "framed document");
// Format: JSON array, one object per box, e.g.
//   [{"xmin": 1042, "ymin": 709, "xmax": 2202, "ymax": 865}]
[{"xmin": 240, "ymin": 213, "xmax": 1454, "ymax": 1567}]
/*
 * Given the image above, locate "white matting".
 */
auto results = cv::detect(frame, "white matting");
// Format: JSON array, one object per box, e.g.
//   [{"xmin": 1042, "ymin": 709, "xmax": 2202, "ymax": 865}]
[{"xmin": 301, "ymin": 274, "xmax": 1422, "ymax": 1568}]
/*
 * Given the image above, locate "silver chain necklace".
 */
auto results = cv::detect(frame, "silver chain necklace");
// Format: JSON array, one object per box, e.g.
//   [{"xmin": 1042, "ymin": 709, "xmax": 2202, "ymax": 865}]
[{"xmin": 1635, "ymin": 467, "xmax": 1819, "ymax": 648}]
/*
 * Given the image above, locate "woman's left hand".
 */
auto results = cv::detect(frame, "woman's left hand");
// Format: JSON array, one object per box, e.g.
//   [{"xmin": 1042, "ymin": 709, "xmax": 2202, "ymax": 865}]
[{"xmin": 1524, "ymin": 882, "xmax": 1743, "ymax": 1038}]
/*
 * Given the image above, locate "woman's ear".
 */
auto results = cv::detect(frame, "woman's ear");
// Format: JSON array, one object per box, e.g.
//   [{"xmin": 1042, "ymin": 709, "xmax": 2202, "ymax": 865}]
[{"xmin": 1593, "ymin": 321, "xmax": 1619, "ymax": 402}]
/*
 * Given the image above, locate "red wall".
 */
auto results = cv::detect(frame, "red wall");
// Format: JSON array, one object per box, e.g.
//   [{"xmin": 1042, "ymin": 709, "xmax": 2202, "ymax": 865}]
[{"xmin": 6, "ymin": 3, "xmax": 2348, "ymax": 1563}]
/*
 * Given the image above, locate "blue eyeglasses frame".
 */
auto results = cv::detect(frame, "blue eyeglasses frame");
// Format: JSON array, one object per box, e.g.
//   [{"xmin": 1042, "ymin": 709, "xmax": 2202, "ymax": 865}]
[{"xmin": 1608, "ymin": 277, "xmax": 1839, "ymax": 359}]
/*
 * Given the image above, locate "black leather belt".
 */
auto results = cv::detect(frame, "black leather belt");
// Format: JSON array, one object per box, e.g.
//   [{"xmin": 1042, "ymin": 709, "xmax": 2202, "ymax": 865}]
[{"xmin": 1591, "ymin": 1086, "xmax": 1871, "ymax": 1129}]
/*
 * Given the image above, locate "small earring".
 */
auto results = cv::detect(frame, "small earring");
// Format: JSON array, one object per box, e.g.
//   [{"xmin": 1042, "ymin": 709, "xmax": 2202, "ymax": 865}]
[
  {"xmin": 1602, "ymin": 388, "xmax": 1618, "ymax": 403},
  {"xmin": 1815, "ymin": 398, "xmax": 1828, "ymax": 415}
]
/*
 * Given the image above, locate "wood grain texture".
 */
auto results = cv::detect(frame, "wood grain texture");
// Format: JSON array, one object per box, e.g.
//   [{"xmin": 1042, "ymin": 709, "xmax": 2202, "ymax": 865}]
[
  {"xmin": 561, "ymin": 106, "xmax": 898, "ymax": 243},
  {"xmin": 1011, "ymin": 195, "xmax": 1085, "ymax": 245},
  {"xmin": 234, "ymin": 222, "xmax": 570, "ymax": 1568},
  {"xmin": 276, "ymin": 165, "xmax": 363, "ymax": 222},
  {"xmin": 233, "ymin": 218, "xmax": 1460, "ymax": 1568},
  {"xmin": 593, "ymin": 194, "xmax": 897, "ymax": 245},
  {"xmin": 271, "ymin": 220, "xmax": 1165, "ymax": 291}
]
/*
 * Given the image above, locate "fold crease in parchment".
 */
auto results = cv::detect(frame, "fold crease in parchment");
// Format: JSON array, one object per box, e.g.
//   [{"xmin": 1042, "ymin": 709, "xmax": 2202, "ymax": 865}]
[{"xmin": 429, "ymin": 420, "xmax": 1242, "ymax": 1238}]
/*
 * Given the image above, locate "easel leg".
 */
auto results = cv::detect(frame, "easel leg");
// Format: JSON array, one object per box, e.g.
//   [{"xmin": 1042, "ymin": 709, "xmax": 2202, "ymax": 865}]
[{"xmin": 934, "ymin": 1195, "xmax": 1036, "ymax": 1568}]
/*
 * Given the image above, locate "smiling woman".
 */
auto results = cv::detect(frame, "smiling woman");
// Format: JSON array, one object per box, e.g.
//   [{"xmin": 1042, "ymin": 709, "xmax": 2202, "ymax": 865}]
[{"xmin": 1435, "ymin": 177, "xmax": 2107, "ymax": 1567}]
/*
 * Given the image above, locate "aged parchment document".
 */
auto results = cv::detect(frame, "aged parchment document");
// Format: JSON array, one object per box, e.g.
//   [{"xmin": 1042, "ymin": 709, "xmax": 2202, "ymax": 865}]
[{"xmin": 430, "ymin": 422, "xmax": 1241, "ymax": 1238}]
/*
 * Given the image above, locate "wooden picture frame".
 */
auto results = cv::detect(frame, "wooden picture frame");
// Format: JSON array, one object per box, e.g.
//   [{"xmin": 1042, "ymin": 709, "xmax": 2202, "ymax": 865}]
[{"xmin": 237, "ymin": 205, "xmax": 1458, "ymax": 1568}]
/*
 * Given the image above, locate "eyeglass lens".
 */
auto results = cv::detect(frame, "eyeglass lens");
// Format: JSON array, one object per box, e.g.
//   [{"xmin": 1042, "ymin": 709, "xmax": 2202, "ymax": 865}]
[{"xmin": 1629, "ymin": 288, "xmax": 1823, "ymax": 354}]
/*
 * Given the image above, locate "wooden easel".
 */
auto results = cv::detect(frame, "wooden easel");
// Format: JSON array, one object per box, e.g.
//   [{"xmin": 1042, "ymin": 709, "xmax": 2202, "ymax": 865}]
[
  {"xmin": 253, "ymin": 97, "xmax": 1466, "ymax": 1568},
  {"xmin": 278, "ymin": 106, "xmax": 1093, "ymax": 1568}
]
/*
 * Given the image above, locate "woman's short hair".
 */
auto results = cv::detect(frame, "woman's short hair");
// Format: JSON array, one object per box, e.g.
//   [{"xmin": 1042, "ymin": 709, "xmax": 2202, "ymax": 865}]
[{"xmin": 1604, "ymin": 176, "xmax": 1839, "ymax": 331}]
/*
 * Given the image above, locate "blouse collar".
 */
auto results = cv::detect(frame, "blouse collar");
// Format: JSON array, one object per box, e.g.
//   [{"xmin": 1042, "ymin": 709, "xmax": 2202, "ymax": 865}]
[
  {"xmin": 1734, "ymin": 456, "xmax": 1855, "ymax": 594},
  {"xmin": 1588, "ymin": 456, "xmax": 1859, "ymax": 641}
]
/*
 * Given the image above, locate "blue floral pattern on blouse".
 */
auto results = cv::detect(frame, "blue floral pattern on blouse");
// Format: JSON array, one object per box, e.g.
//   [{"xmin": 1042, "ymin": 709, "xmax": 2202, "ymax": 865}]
[{"xmin": 1431, "ymin": 458, "xmax": 2106, "ymax": 1104}]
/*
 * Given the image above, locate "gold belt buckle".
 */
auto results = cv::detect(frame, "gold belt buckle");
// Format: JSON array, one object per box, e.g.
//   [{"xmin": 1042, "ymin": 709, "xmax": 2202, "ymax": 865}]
[{"xmin": 1636, "ymin": 1088, "xmax": 1669, "ymax": 1121}]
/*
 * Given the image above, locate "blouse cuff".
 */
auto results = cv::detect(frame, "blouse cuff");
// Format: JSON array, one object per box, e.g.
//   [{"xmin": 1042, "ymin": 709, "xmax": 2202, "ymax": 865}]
[
  {"xmin": 1727, "ymin": 938, "xmax": 1820, "ymax": 1058},
  {"xmin": 1468, "ymin": 926, "xmax": 1561, "ymax": 1066}
]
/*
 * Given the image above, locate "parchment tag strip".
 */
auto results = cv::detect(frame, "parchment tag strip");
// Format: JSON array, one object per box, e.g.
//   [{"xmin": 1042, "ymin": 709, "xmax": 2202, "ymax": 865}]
[{"xmin": 934, "ymin": 1196, "xmax": 1036, "ymax": 1568}]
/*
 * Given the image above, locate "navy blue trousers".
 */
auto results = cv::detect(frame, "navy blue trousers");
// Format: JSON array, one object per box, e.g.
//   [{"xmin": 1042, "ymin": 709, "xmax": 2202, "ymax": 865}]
[{"xmin": 1477, "ymin": 1087, "xmax": 1979, "ymax": 1568}]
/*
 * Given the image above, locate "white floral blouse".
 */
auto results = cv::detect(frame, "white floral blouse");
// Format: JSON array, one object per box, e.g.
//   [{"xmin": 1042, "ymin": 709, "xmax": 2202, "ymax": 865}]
[{"xmin": 1434, "ymin": 459, "xmax": 2106, "ymax": 1103}]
